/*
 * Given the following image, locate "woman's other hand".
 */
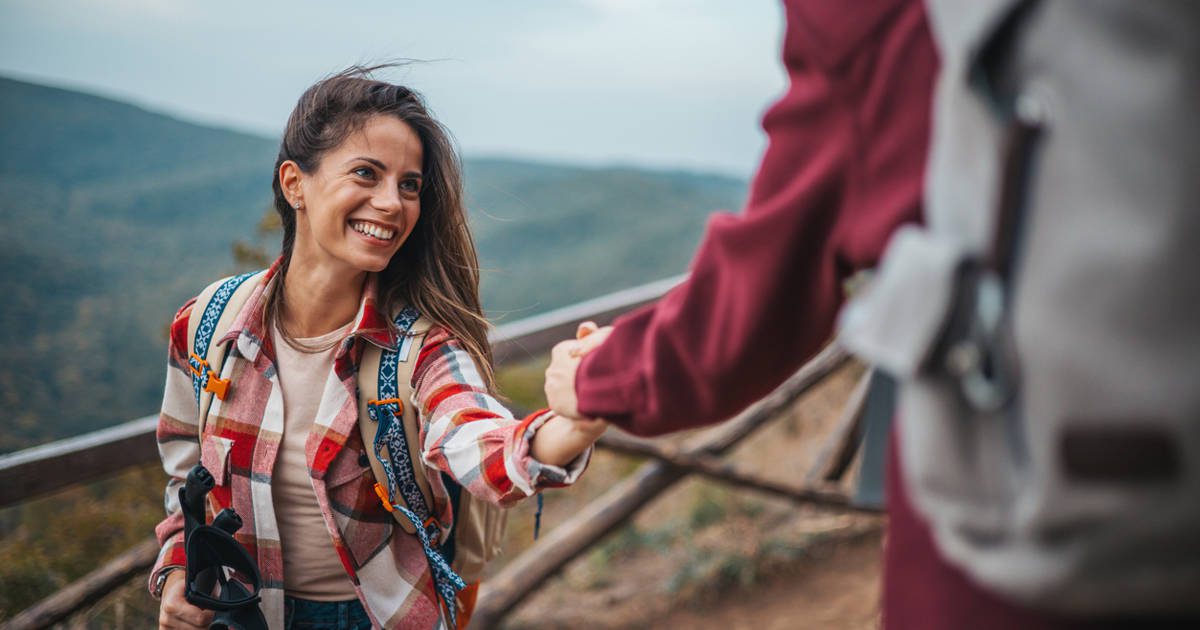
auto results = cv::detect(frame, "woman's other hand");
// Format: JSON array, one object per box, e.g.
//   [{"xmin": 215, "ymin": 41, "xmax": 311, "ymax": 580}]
[{"xmin": 158, "ymin": 569, "xmax": 213, "ymax": 630}]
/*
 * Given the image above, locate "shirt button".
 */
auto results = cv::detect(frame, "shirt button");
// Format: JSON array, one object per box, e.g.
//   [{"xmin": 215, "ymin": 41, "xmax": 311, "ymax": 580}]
[{"xmin": 358, "ymin": 453, "xmax": 370, "ymax": 467}]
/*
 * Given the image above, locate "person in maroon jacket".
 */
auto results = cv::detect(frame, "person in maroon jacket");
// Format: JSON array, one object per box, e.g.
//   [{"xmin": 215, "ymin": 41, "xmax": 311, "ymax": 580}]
[
  {"xmin": 546, "ymin": 0, "xmax": 934, "ymax": 432},
  {"xmin": 545, "ymin": 0, "xmax": 941, "ymax": 625},
  {"xmin": 543, "ymin": 2, "xmax": 1187, "ymax": 629}
]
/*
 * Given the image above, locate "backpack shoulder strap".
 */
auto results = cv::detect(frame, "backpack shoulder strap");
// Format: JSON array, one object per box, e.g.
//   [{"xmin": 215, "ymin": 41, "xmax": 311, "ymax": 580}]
[
  {"xmin": 356, "ymin": 308, "xmax": 434, "ymax": 535},
  {"xmin": 185, "ymin": 270, "xmax": 265, "ymax": 439},
  {"xmin": 357, "ymin": 310, "xmax": 468, "ymax": 625}
]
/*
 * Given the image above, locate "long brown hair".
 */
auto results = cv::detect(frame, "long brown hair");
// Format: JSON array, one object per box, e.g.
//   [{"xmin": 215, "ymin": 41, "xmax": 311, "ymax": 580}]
[{"xmin": 268, "ymin": 65, "xmax": 496, "ymax": 391}]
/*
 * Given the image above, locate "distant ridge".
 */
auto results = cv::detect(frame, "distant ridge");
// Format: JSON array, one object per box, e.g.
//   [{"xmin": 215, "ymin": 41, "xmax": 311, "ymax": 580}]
[{"xmin": 0, "ymin": 76, "xmax": 275, "ymax": 187}]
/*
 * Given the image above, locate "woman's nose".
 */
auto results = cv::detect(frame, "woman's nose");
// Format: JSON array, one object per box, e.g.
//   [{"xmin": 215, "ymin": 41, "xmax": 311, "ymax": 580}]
[{"xmin": 373, "ymin": 186, "xmax": 404, "ymax": 213}]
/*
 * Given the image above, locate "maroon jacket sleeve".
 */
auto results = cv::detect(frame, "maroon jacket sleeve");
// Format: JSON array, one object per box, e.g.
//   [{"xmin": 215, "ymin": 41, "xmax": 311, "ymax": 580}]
[{"xmin": 575, "ymin": 0, "xmax": 938, "ymax": 435}]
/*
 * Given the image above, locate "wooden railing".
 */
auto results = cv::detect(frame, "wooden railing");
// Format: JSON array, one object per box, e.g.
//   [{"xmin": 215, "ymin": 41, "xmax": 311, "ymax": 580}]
[{"xmin": 0, "ymin": 273, "xmax": 874, "ymax": 629}]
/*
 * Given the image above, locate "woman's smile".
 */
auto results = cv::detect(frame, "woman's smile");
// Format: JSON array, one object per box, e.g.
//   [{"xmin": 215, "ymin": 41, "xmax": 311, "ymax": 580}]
[{"xmin": 349, "ymin": 219, "xmax": 398, "ymax": 243}]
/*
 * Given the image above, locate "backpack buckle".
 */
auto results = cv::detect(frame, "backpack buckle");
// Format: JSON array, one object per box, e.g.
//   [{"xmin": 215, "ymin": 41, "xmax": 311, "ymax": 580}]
[
  {"xmin": 944, "ymin": 270, "xmax": 1015, "ymax": 413},
  {"xmin": 423, "ymin": 516, "xmax": 443, "ymax": 544},
  {"xmin": 204, "ymin": 374, "xmax": 231, "ymax": 400},
  {"xmin": 188, "ymin": 353, "xmax": 209, "ymax": 379},
  {"xmin": 367, "ymin": 398, "xmax": 404, "ymax": 419},
  {"xmin": 373, "ymin": 484, "xmax": 441, "ymax": 539},
  {"xmin": 373, "ymin": 482, "xmax": 395, "ymax": 512},
  {"xmin": 189, "ymin": 353, "xmax": 231, "ymax": 400}
]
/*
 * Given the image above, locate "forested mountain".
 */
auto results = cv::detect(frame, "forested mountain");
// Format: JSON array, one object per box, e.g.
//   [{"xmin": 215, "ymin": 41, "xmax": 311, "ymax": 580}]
[{"xmin": 0, "ymin": 76, "xmax": 747, "ymax": 451}]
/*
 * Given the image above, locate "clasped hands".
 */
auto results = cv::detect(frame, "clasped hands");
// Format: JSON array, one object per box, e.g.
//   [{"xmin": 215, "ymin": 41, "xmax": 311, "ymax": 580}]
[{"xmin": 529, "ymin": 321, "xmax": 613, "ymax": 466}]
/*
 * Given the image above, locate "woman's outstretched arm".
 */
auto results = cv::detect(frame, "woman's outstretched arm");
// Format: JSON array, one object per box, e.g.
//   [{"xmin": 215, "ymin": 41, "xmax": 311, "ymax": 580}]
[{"xmin": 413, "ymin": 328, "xmax": 600, "ymax": 508}]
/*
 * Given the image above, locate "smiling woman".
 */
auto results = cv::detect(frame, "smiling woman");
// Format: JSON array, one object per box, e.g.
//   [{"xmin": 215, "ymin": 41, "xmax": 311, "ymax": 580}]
[
  {"xmin": 267, "ymin": 74, "xmax": 480, "ymax": 369},
  {"xmin": 148, "ymin": 66, "xmax": 607, "ymax": 630}
]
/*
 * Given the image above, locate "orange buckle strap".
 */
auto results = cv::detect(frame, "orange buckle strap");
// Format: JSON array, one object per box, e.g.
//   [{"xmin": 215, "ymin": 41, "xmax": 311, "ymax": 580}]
[
  {"xmin": 372, "ymin": 483, "xmax": 442, "ymax": 535},
  {"xmin": 190, "ymin": 353, "xmax": 231, "ymax": 400},
  {"xmin": 423, "ymin": 515, "xmax": 443, "ymax": 545},
  {"xmin": 204, "ymin": 372, "xmax": 231, "ymax": 400},
  {"xmin": 367, "ymin": 398, "xmax": 404, "ymax": 416},
  {"xmin": 188, "ymin": 353, "xmax": 209, "ymax": 378}
]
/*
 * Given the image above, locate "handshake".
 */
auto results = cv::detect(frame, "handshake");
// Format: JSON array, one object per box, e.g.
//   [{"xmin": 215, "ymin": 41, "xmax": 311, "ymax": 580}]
[{"xmin": 528, "ymin": 321, "xmax": 614, "ymax": 467}]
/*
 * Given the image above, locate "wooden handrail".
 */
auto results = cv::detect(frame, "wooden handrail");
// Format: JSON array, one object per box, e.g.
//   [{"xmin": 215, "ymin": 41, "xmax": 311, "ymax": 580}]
[
  {"xmin": 0, "ymin": 275, "xmax": 685, "ymax": 509},
  {"xmin": 0, "ymin": 415, "xmax": 159, "ymax": 509},
  {"xmin": 490, "ymin": 273, "xmax": 685, "ymax": 364},
  {"xmin": 597, "ymin": 430, "xmax": 876, "ymax": 513}
]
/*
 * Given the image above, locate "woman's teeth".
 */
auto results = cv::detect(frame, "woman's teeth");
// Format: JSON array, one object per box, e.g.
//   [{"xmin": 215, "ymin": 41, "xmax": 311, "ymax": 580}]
[{"xmin": 351, "ymin": 221, "xmax": 395, "ymax": 241}]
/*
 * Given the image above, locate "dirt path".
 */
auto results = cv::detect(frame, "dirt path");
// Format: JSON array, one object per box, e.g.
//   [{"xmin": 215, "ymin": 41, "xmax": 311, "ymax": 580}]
[{"xmin": 655, "ymin": 529, "xmax": 882, "ymax": 630}]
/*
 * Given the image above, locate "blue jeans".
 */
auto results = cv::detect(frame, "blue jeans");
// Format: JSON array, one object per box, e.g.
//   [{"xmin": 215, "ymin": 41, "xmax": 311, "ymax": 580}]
[{"xmin": 283, "ymin": 596, "xmax": 372, "ymax": 630}]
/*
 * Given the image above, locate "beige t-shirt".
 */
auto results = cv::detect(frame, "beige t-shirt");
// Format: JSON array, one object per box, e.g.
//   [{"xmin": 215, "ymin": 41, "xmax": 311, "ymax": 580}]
[{"xmin": 271, "ymin": 322, "xmax": 358, "ymax": 601}]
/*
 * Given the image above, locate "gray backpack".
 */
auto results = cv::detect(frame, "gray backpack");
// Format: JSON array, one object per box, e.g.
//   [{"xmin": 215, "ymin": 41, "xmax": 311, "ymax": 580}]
[{"xmin": 839, "ymin": 0, "xmax": 1200, "ymax": 615}]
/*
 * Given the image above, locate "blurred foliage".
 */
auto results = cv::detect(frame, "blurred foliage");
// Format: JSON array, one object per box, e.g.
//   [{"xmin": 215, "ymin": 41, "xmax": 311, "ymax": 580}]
[
  {"xmin": 688, "ymin": 485, "xmax": 732, "ymax": 530},
  {"xmin": 493, "ymin": 356, "xmax": 550, "ymax": 411},
  {"xmin": 0, "ymin": 76, "xmax": 745, "ymax": 452},
  {"xmin": 231, "ymin": 206, "xmax": 283, "ymax": 270},
  {"xmin": 667, "ymin": 526, "xmax": 855, "ymax": 603},
  {"xmin": 0, "ymin": 464, "xmax": 165, "ymax": 621}
]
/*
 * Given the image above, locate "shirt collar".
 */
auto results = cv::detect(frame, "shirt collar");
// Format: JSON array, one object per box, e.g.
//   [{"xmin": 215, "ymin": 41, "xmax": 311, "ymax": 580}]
[
  {"xmin": 218, "ymin": 257, "xmax": 401, "ymax": 353},
  {"xmin": 346, "ymin": 273, "xmax": 399, "ymax": 352}
]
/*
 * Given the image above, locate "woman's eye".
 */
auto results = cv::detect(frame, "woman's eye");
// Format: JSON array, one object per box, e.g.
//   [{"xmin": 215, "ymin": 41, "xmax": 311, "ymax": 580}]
[
  {"xmin": 400, "ymin": 179, "xmax": 421, "ymax": 194},
  {"xmin": 352, "ymin": 166, "xmax": 375, "ymax": 179}
]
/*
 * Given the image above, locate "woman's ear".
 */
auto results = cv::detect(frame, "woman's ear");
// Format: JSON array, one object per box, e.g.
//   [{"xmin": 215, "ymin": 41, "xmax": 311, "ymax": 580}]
[{"xmin": 278, "ymin": 160, "xmax": 305, "ymax": 210}]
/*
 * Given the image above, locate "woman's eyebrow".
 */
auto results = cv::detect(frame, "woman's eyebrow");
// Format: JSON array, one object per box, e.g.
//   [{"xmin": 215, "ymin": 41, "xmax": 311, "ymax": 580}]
[{"xmin": 348, "ymin": 156, "xmax": 388, "ymax": 170}]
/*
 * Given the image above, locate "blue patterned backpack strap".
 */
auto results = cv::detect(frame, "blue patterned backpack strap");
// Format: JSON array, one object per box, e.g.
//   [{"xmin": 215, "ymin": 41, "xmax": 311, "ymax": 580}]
[
  {"xmin": 184, "ymin": 270, "xmax": 263, "ymax": 435},
  {"xmin": 362, "ymin": 306, "xmax": 466, "ymax": 626}
]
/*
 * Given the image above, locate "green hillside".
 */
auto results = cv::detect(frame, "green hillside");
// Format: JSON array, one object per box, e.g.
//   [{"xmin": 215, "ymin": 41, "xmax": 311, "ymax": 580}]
[{"xmin": 0, "ymin": 76, "xmax": 746, "ymax": 451}]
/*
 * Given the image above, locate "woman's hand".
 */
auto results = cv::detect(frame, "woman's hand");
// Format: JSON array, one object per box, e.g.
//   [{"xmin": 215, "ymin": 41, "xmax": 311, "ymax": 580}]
[{"xmin": 158, "ymin": 569, "xmax": 213, "ymax": 630}]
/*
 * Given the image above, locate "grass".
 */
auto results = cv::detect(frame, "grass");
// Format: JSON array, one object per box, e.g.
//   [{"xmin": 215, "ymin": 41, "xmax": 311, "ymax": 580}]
[
  {"xmin": 667, "ymin": 546, "xmax": 760, "ymax": 596},
  {"xmin": 668, "ymin": 531, "xmax": 819, "ymax": 601},
  {"xmin": 494, "ymin": 356, "xmax": 551, "ymax": 412}
]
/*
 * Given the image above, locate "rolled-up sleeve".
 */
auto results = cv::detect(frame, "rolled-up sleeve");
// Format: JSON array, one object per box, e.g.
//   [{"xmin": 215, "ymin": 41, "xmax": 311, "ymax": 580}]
[{"xmin": 414, "ymin": 328, "xmax": 590, "ymax": 508}]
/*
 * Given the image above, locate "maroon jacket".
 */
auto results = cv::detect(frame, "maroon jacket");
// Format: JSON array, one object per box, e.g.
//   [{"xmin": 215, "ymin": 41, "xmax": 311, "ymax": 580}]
[{"xmin": 576, "ymin": 0, "xmax": 938, "ymax": 434}]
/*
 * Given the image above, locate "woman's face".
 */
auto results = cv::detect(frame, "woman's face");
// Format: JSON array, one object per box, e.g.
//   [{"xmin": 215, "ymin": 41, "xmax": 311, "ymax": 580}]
[{"xmin": 287, "ymin": 115, "xmax": 424, "ymax": 276}]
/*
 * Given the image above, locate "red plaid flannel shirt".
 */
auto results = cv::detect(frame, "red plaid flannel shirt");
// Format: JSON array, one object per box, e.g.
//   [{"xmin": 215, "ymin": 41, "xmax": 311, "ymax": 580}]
[{"xmin": 149, "ymin": 264, "xmax": 589, "ymax": 628}]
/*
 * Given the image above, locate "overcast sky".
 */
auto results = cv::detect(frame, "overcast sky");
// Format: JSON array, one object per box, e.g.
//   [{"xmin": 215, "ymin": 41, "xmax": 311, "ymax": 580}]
[{"xmin": 0, "ymin": 0, "xmax": 786, "ymax": 178}]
